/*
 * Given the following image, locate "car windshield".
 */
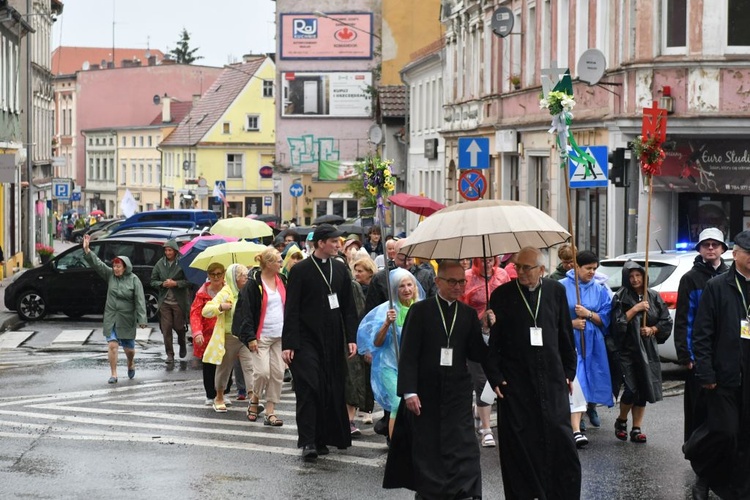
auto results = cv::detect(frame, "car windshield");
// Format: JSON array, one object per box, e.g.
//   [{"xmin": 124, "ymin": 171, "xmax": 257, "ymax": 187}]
[{"xmin": 597, "ymin": 261, "xmax": 677, "ymax": 291}]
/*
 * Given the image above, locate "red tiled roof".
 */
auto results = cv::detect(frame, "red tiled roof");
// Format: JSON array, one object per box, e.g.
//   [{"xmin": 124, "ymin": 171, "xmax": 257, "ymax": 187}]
[
  {"xmin": 160, "ymin": 58, "xmax": 266, "ymax": 147},
  {"xmin": 149, "ymin": 100, "xmax": 193, "ymax": 126},
  {"xmin": 379, "ymin": 85, "xmax": 407, "ymax": 118},
  {"xmin": 51, "ymin": 46, "xmax": 165, "ymax": 76}
]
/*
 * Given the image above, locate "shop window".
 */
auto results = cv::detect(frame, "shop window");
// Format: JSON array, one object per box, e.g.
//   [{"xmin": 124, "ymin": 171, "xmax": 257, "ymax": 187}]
[{"xmin": 728, "ymin": 0, "xmax": 750, "ymax": 46}]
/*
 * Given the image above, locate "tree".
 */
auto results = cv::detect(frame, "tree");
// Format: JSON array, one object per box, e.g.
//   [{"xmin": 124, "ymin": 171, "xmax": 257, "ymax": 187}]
[{"xmin": 169, "ymin": 28, "xmax": 203, "ymax": 64}]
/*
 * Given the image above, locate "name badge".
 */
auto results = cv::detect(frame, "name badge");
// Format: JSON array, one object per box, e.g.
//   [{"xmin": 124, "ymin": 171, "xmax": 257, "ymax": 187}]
[
  {"xmin": 530, "ymin": 327, "xmax": 543, "ymax": 346},
  {"xmin": 328, "ymin": 293, "xmax": 340, "ymax": 309},
  {"xmin": 440, "ymin": 348, "xmax": 453, "ymax": 366},
  {"xmin": 741, "ymin": 319, "xmax": 750, "ymax": 340}
]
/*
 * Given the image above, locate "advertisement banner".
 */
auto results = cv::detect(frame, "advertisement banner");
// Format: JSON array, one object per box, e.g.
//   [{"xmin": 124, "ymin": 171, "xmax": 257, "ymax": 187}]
[
  {"xmin": 318, "ymin": 160, "xmax": 357, "ymax": 181},
  {"xmin": 282, "ymin": 72, "xmax": 372, "ymax": 117},
  {"xmin": 280, "ymin": 13, "xmax": 373, "ymax": 60},
  {"xmin": 653, "ymin": 139, "xmax": 750, "ymax": 194}
]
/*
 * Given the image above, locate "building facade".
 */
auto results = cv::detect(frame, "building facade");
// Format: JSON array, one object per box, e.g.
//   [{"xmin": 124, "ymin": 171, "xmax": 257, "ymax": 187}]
[{"xmin": 438, "ymin": 0, "xmax": 750, "ymax": 259}]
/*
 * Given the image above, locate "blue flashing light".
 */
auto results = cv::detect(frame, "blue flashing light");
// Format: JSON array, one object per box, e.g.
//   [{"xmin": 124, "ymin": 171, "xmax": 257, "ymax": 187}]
[{"xmin": 675, "ymin": 242, "xmax": 690, "ymax": 250}]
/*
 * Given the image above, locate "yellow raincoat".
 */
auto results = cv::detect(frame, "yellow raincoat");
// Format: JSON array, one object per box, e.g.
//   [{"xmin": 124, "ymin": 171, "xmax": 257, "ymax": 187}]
[{"xmin": 201, "ymin": 263, "xmax": 244, "ymax": 365}]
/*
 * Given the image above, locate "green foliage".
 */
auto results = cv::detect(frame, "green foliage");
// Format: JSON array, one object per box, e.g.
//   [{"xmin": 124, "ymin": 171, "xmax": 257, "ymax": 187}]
[
  {"xmin": 345, "ymin": 161, "xmax": 376, "ymax": 208},
  {"xmin": 169, "ymin": 28, "xmax": 203, "ymax": 64}
]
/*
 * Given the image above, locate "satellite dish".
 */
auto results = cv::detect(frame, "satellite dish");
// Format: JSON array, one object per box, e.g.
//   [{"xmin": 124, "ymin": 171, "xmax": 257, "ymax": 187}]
[
  {"xmin": 82, "ymin": 61, "xmax": 90, "ymax": 70},
  {"xmin": 368, "ymin": 124, "xmax": 383, "ymax": 145},
  {"xmin": 153, "ymin": 94, "xmax": 161, "ymax": 105},
  {"xmin": 577, "ymin": 49, "xmax": 607, "ymax": 85}
]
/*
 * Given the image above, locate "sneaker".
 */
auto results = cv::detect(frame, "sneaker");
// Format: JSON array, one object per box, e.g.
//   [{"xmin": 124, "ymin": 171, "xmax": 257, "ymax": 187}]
[
  {"xmin": 204, "ymin": 398, "xmax": 214, "ymax": 406},
  {"xmin": 350, "ymin": 421, "xmax": 361, "ymax": 437},
  {"xmin": 481, "ymin": 430, "xmax": 496, "ymax": 448},
  {"xmin": 580, "ymin": 419, "xmax": 587, "ymax": 432},
  {"xmin": 574, "ymin": 431, "xmax": 589, "ymax": 449},
  {"xmin": 236, "ymin": 393, "xmax": 247, "ymax": 401},
  {"xmin": 587, "ymin": 405, "xmax": 601, "ymax": 427},
  {"xmin": 362, "ymin": 412, "xmax": 373, "ymax": 425}
]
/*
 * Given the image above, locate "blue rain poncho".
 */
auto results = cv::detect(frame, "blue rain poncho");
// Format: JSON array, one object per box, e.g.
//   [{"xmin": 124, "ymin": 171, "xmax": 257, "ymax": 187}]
[{"xmin": 357, "ymin": 268, "xmax": 425, "ymax": 413}]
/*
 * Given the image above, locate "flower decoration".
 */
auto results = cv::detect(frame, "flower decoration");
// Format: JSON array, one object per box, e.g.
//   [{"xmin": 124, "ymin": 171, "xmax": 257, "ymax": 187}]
[
  {"xmin": 35, "ymin": 243, "xmax": 54, "ymax": 256},
  {"xmin": 540, "ymin": 90, "xmax": 576, "ymax": 116},
  {"xmin": 632, "ymin": 135, "xmax": 666, "ymax": 176},
  {"xmin": 360, "ymin": 156, "xmax": 396, "ymax": 197}
]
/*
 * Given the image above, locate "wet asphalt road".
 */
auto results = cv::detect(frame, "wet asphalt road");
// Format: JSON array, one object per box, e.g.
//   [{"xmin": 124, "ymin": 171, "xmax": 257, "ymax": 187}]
[{"xmin": 0, "ymin": 321, "xmax": 712, "ymax": 499}]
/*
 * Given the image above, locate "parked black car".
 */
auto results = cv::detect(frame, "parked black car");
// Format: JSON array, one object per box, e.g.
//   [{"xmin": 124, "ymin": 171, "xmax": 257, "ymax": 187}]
[{"xmin": 4, "ymin": 238, "xmax": 165, "ymax": 321}]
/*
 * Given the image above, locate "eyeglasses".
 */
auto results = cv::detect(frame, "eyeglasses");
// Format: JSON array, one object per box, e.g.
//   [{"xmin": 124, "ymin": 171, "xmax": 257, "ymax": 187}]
[
  {"xmin": 438, "ymin": 277, "xmax": 467, "ymax": 287},
  {"xmin": 700, "ymin": 241, "xmax": 722, "ymax": 249},
  {"xmin": 208, "ymin": 272, "xmax": 225, "ymax": 277},
  {"xmin": 516, "ymin": 264, "xmax": 540, "ymax": 273}
]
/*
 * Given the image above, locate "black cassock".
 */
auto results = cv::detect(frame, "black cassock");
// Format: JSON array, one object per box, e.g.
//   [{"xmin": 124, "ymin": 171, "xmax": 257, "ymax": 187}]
[
  {"xmin": 384, "ymin": 295, "xmax": 491, "ymax": 499},
  {"xmin": 282, "ymin": 255, "xmax": 358, "ymax": 449},
  {"xmin": 488, "ymin": 278, "xmax": 581, "ymax": 500}
]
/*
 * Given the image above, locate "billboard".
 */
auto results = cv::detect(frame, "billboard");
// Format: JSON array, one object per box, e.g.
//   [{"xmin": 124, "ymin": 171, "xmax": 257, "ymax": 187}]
[
  {"xmin": 282, "ymin": 72, "xmax": 372, "ymax": 117},
  {"xmin": 280, "ymin": 13, "xmax": 374, "ymax": 59}
]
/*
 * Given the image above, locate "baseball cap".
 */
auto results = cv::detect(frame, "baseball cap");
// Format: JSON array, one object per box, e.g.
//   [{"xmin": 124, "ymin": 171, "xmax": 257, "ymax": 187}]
[
  {"xmin": 312, "ymin": 223, "xmax": 345, "ymax": 243},
  {"xmin": 695, "ymin": 227, "xmax": 728, "ymax": 252},
  {"xmin": 734, "ymin": 230, "xmax": 750, "ymax": 251}
]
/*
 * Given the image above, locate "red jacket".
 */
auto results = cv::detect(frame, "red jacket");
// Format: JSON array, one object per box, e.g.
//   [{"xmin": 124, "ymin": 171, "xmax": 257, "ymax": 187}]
[
  {"xmin": 190, "ymin": 283, "xmax": 218, "ymax": 358},
  {"xmin": 460, "ymin": 257, "xmax": 510, "ymax": 318}
]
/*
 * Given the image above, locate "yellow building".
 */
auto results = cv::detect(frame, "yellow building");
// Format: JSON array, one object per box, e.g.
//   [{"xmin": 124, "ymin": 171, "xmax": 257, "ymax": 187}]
[
  {"xmin": 381, "ymin": 0, "xmax": 444, "ymax": 85},
  {"xmin": 160, "ymin": 56, "xmax": 276, "ymax": 216}
]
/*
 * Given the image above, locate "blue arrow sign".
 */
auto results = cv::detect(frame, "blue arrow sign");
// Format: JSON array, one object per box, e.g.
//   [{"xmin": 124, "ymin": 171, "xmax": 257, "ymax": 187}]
[
  {"xmin": 289, "ymin": 183, "xmax": 304, "ymax": 197},
  {"xmin": 458, "ymin": 137, "xmax": 490, "ymax": 169},
  {"xmin": 569, "ymin": 146, "xmax": 609, "ymax": 189}
]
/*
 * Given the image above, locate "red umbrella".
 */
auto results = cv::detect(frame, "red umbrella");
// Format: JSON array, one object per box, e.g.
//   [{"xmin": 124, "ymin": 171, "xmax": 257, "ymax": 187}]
[
  {"xmin": 389, "ymin": 193, "xmax": 446, "ymax": 217},
  {"xmin": 90, "ymin": 209, "xmax": 105, "ymax": 216}
]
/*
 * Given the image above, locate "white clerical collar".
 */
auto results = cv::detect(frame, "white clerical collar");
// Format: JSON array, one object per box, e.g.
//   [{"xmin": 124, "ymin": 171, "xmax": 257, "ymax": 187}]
[
  {"xmin": 437, "ymin": 293, "xmax": 455, "ymax": 306},
  {"xmin": 526, "ymin": 278, "xmax": 543, "ymax": 292}
]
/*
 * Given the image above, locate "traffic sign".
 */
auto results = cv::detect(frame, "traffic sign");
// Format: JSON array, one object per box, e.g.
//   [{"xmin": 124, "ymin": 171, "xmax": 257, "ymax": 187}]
[
  {"xmin": 289, "ymin": 183, "xmax": 304, "ymax": 197},
  {"xmin": 264, "ymin": 196, "xmax": 272, "ymax": 206},
  {"xmin": 52, "ymin": 178, "xmax": 71, "ymax": 199},
  {"xmin": 458, "ymin": 137, "xmax": 490, "ymax": 169},
  {"xmin": 458, "ymin": 169, "xmax": 487, "ymax": 201},
  {"xmin": 569, "ymin": 146, "xmax": 608, "ymax": 189},
  {"xmin": 214, "ymin": 180, "xmax": 226, "ymax": 202},
  {"xmin": 71, "ymin": 192, "xmax": 81, "ymax": 201}
]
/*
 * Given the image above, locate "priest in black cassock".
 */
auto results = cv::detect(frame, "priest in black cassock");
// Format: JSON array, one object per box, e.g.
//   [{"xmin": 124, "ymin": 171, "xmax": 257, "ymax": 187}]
[
  {"xmin": 384, "ymin": 259, "xmax": 495, "ymax": 499},
  {"xmin": 487, "ymin": 246, "xmax": 581, "ymax": 499},
  {"xmin": 282, "ymin": 224, "xmax": 359, "ymax": 462}
]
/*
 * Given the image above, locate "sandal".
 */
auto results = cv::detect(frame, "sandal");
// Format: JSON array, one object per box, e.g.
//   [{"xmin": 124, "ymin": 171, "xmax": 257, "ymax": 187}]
[
  {"xmin": 264, "ymin": 414, "xmax": 284, "ymax": 427},
  {"xmin": 574, "ymin": 431, "xmax": 589, "ymax": 449},
  {"xmin": 481, "ymin": 430, "xmax": 496, "ymax": 448},
  {"xmin": 630, "ymin": 427, "xmax": 647, "ymax": 443},
  {"xmin": 247, "ymin": 402, "xmax": 259, "ymax": 422},
  {"xmin": 614, "ymin": 418, "xmax": 628, "ymax": 441}
]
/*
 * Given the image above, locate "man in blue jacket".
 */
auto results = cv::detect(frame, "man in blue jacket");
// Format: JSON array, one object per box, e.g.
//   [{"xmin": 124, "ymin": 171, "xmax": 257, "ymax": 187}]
[{"xmin": 685, "ymin": 230, "xmax": 750, "ymax": 500}]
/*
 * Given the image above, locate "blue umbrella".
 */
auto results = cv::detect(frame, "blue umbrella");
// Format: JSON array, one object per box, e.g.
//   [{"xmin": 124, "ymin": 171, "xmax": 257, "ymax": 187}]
[{"xmin": 179, "ymin": 237, "xmax": 234, "ymax": 285}]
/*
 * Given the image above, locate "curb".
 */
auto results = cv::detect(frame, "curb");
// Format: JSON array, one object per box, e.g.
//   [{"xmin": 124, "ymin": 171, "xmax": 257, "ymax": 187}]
[{"xmin": 0, "ymin": 312, "xmax": 24, "ymax": 333}]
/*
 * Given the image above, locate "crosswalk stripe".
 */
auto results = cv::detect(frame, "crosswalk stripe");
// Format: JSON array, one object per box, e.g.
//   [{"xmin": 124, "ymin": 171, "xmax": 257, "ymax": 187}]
[
  {"xmin": 0, "ymin": 405, "xmax": 384, "ymax": 467},
  {"xmin": 51, "ymin": 329, "xmax": 94, "ymax": 344},
  {"xmin": 0, "ymin": 331, "xmax": 35, "ymax": 349},
  {"xmin": 135, "ymin": 327, "xmax": 153, "ymax": 342}
]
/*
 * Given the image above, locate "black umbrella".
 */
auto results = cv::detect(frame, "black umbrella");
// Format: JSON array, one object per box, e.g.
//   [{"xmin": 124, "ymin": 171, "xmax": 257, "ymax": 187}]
[
  {"xmin": 313, "ymin": 214, "xmax": 345, "ymax": 225},
  {"xmin": 292, "ymin": 226, "xmax": 315, "ymax": 237},
  {"xmin": 253, "ymin": 214, "xmax": 280, "ymax": 223},
  {"xmin": 338, "ymin": 223, "xmax": 366, "ymax": 235}
]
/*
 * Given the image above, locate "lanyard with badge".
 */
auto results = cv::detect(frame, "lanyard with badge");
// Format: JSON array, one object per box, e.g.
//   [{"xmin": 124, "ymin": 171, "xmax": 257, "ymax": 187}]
[
  {"xmin": 436, "ymin": 295, "xmax": 458, "ymax": 366},
  {"xmin": 312, "ymin": 257, "xmax": 339, "ymax": 310},
  {"xmin": 517, "ymin": 280, "xmax": 544, "ymax": 346},
  {"xmin": 734, "ymin": 275, "xmax": 750, "ymax": 340}
]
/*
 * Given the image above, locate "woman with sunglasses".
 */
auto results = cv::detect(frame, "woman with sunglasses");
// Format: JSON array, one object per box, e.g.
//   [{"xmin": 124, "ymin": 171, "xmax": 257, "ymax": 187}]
[{"xmin": 190, "ymin": 262, "xmax": 231, "ymax": 405}]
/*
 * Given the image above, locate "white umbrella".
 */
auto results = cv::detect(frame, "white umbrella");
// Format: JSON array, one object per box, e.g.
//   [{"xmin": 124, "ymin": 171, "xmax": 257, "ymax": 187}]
[{"xmin": 401, "ymin": 200, "xmax": 570, "ymax": 260}]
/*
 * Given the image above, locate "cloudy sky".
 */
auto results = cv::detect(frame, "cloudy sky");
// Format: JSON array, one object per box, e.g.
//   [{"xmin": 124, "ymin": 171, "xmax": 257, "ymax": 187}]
[{"xmin": 52, "ymin": 0, "xmax": 276, "ymax": 67}]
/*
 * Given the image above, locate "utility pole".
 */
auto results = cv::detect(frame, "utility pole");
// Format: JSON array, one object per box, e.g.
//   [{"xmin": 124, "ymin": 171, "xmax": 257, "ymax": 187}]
[{"xmin": 24, "ymin": 0, "xmax": 35, "ymax": 265}]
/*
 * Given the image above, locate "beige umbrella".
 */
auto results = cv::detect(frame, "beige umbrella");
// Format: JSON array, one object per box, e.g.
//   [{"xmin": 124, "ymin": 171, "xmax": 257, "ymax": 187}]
[
  {"xmin": 210, "ymin": 218, "xmax": 273, "ymax": 239},
  {"xmin": 401, "ymin": 200, "xmax": 570, "ymax": 260},
  {"xmin": 190, "ymin": 241, "xmax": 268, "ymax": 270}
]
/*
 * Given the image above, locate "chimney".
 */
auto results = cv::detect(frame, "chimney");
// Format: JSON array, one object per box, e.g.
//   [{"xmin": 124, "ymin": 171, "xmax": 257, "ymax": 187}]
[
  {"xmin": 242, "ymin": 53, "xmax": 264, "ymax": 63},
  {"xmin": 192, "ymin": 94, "xmax": 201, "ymax": 107},
  {"xmin": 162, "ymin": 96, "xmax": 172, "ymax": 123},
  {"xmin": 148, "ymin": 55, "xmax": 157, "ymax": 66}
]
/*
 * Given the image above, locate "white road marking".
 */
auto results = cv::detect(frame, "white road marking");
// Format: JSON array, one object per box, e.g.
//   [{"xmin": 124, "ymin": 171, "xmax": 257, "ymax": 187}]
[
  {"xmin": 0, "ymin": 331, "xmax": 35, "ymax": 349},
  {"xmin": 52, "ymin": 329, "xmax": 94, "ymax": 344}
]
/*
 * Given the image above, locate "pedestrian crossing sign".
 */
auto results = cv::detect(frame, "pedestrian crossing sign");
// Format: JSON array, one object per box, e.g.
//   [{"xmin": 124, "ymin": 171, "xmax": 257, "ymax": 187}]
[{"xmin": 569, "ymin": 146, "xmax": 608, "ymax": 189}]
